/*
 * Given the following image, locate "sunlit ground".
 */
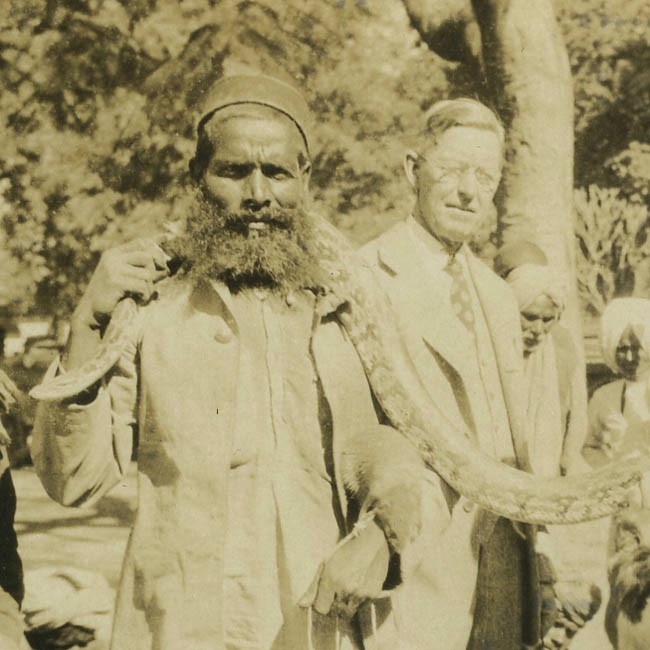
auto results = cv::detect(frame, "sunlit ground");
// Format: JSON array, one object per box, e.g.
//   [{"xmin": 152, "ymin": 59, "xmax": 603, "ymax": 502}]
[
  {"xmin": 13, "ymin": 464, "xmax": 136, "ymax": 648},
  {"xmin": 12, "ymin": 464, "xmax": 614, "ymax": 649}
]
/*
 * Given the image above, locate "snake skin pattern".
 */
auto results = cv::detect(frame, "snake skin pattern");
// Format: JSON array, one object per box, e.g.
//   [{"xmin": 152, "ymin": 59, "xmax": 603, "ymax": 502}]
[{"xmin": 30, "ymin": 215, "xmax": 648, "ymax": 525}]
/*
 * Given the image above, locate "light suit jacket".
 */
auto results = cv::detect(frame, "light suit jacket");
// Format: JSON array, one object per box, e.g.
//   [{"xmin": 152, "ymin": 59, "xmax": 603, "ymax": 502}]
[
  {"xmin": 363, "ymin": 220, "xmax": 530, "ymax": 468},
  {"xmin": 32, "ymin": 277, "xmax": 422, "ymax": 650},
  {"xmin": 360, "ymin": 220, "xmax": 539, "ymax": 650}
]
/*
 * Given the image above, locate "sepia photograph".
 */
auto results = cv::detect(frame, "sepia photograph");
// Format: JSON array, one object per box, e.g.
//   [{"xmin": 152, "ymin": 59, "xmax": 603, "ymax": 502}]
[{"xmin": 1, "ymin": 0, "xmax": 650, "ymax": 648}]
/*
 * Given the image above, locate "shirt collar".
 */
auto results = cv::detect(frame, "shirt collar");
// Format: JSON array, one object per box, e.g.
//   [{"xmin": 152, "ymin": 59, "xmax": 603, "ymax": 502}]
[{"xmin": 406, "ymin": 216, "xmax": 469, "ymax": 263}]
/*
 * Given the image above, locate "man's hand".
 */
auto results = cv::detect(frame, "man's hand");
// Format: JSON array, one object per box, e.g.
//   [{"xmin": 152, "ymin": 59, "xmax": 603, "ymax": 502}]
[
  {"xmin": 64, "ymin": 239, "xmax": 170, "ymax": 371},
  {"xmin": 542, "ymin": 581, "xmax": 602, "ymax": 649},
  {"xmin": 73, "ymin": 239, "xmax": 170, "ymax": 329},
  {"xmin": 299, "ymin": 518, "xmax": 390, "ymax": 618}
]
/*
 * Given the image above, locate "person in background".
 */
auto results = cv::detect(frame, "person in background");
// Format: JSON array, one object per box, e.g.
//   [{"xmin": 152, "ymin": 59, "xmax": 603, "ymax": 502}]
[
  {"xmin": 583, "ymin": 297, "xmax": 650, "ymax": 467},
  {"xmin": 494, "ymin": 241, "xmax": 588, "ymax": 477},
  {"xmin": 495, "ymin": 242, "xmax": 603, "ymax": 648},
  {"xmin": 583, "ymin": 302, "xmax": 650, "ymax": 650},
  {"xmin": 0, "ymin": 369, "xmax": 28, "ymax": 650}
]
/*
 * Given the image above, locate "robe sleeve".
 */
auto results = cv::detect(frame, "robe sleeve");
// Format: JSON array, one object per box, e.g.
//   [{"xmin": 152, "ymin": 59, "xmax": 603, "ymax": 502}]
[
  {"xmin": 560, "ymin": 369, "xmax": 589, "ymax": 473},
  {"xmin": 31, "ymin": 313, "xmax": 142, "ymax": 507},
  {"xmin": 582, "ymin": 382, "xmax": 626, "ymax": 468}
]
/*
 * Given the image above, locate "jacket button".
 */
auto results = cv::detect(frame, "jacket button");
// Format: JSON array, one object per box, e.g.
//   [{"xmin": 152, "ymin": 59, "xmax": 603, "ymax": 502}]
[
  {"xmin": 214, "ymin": 319, "xmax": 233, "ymax": 344},
  {"xmin": 463, "ymin": 501, "xmax": 474, "ymax": 513}
]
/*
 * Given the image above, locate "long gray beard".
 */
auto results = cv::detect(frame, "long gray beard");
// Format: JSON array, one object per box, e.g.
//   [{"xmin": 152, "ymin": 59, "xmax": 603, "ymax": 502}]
[{"xmin": 176, "ymin": 194, "xmax": 322, "ymax": 294}]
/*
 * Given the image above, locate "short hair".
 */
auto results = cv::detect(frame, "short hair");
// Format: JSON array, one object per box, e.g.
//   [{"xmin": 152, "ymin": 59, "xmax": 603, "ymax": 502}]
[{"xmin": 420, "ymin": 98, "xmax": 505, "ymax": 155}]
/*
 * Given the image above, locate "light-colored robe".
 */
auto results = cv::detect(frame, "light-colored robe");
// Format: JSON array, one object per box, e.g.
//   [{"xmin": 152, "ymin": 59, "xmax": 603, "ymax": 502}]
[
  {"xmin": 524, "ymin": 325, "xmax": 584, "ymax": 477},
  {"xmin": 584, "ymin": 377, "xmax": 650, "ymax": 466},
  {"xmin": 32, "ymin": 278, "xmax": 417, "ymax": 650}
]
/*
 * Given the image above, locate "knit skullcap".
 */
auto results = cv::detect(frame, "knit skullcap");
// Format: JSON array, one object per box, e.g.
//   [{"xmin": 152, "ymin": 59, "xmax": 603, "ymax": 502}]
[{"xmin": 197, "ymin": 74, "xmax": 312, "ymax": 153}]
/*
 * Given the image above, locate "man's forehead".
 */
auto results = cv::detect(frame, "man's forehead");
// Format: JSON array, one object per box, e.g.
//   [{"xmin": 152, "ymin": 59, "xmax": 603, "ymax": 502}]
[
  {"xmin": 422, "ymin": 126, "xmax": 502, "ymax": 160},
  {"xmin": 205, "ymin": 109, "xmax": 307, "ymax": 160}
]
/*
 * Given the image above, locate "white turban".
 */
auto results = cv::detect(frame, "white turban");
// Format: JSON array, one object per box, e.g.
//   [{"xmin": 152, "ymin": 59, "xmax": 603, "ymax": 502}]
[
  {"xmin": 600, "ymin": 297, "xmax": 650, "ymax": 371},
  {"xmin": 506, "ymin": 263, "xmax": 568, "ymax": 312}
]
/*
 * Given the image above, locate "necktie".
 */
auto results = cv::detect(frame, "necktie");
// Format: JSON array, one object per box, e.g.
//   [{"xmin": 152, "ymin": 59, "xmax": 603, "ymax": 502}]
[{"xmin": 446, "ymin": 255, "xmax": 476, "ymax": 338}]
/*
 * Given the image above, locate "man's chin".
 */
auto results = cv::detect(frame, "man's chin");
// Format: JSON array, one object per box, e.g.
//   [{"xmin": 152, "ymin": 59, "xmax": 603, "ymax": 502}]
[
  {"xmin": 432, "ymin": 221, "xmax": 477, "ymax": 246},
  {"xmin": 523, "ymin": 339, "xmax": 542, "ymax": 355}
]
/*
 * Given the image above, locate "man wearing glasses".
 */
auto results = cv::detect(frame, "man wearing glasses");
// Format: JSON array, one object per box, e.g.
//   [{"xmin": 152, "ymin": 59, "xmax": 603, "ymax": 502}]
[{"xmin": 361, "ymin": 99, "xmax": 544, "ymax": 650}]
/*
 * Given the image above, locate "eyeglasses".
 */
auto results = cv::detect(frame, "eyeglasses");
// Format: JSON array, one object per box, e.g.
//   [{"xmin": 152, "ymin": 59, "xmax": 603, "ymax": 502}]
[{"xmin": 417, "ymin": 156, "xmax": 499, "ymax": 193}]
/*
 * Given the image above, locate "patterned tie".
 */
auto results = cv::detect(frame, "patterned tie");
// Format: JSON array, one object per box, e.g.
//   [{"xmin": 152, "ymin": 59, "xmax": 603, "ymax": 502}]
[{"xmin": 446, "ymin": 254, "xmax": 476, "ymax": 338}]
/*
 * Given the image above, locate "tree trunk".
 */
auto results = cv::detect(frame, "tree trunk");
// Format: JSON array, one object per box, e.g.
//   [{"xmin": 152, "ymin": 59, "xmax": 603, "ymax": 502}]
[{"xmin": 401, "ymin": 0, "xmax": 589, "ymax": 465}]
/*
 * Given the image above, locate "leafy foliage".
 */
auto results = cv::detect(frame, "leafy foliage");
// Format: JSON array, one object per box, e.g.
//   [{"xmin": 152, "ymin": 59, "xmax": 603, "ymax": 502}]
[
  {"xmin": 1, "ymin": 0, "xmax": 649, "ymax": 319},
  {"xmin": 558, "ymin": 0, "xmax": 650, "ymax": 206},
  {"xmin": 574, "ymin": 186, "xmax": 650, "ymax": 315},
  {"xmin": 0, "ymin": 0, "xmax": 453, "ymax": 317}
]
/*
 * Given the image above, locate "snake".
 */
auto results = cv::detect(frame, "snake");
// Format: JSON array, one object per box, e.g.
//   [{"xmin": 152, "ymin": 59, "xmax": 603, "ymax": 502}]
[{"xmin": 30, "ymin": 214, "xmax": 649, "ymax": 525}]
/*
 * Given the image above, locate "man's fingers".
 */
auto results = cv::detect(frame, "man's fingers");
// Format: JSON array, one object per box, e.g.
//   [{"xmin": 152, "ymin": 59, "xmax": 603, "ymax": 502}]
[
  {"xmin": 122, "ymin": 266, "xmax": 168, "ymax": 285},
  {"xmin": 123, "ymin": 250, "xmax": 170, "ymax": 272},
  {"xmin": 121, "ymin": 240, "xmax": 170, "ymax": 269},
  {"xmin": 312, "ymin": 572, "xmax": 337, "ymax": 615},
  {"xmin": 298, "ymin": 564, "xmax": 323, "ymax": 609},
  {"xmin": 331, "ymin": 594, "xmax": 362, "ymax": 619},
  {"xmin": 120, "ymin": 278, "xmax": 154, "ymax": 303}
]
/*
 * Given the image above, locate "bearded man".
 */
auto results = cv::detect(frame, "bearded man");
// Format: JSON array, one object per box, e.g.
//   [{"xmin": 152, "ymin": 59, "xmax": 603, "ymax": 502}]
[{"xmin": 31, "ymin": 75, "xmax": 423, "ymax": 650}]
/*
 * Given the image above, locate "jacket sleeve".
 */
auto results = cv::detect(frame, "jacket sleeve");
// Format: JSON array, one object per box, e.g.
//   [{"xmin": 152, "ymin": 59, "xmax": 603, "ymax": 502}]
[
  {"xmin": 31, "ymin": 317, "xmax": 141, "ymax": 507},
  {"xmin": 314, "ymin": 302, "xmax": 425, "ymax": 557}
]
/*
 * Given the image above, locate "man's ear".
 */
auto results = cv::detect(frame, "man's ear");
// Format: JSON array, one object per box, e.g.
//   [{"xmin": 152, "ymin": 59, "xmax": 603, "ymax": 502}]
[
  {"xmin": 299, "ymin": 160, "xmax": 312, "ymax": 194},
  {"xmin": 404, "ymin": 151, "xmax": 418, "ymax": 190}
]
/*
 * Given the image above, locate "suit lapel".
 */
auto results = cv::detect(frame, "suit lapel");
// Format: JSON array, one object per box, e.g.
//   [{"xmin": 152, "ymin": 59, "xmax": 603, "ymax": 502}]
[
  {"xmin": 465, "ymin": 255, "xmax": 531, "ymax": 468},
  {"xmin": 377, "ymin": 223, "xmax": 473, "ymax": 381}
]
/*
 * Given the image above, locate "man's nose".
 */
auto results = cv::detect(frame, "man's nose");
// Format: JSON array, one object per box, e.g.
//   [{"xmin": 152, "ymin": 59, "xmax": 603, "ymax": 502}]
[
  {"xmin": 530, "ymin": 319, "xmax": 544, "ymax": 334},
  {"xmin": 242, "ymin": 169, "xmax": 271, "ymax": 211},
  {"xmin": 456, "ymin": 169, "xmax": 478, "ymax": 205}
]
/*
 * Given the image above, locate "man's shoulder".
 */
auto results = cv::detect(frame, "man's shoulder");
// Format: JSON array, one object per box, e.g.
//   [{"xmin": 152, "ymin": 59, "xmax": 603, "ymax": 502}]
[
  {"xmin": 139, "ymin": 275, "xmax": 198, "ymax": 321},
  {"xmin": 590, "ymin": 378, "xmax": 624, "ymax": 405},
  {"xmin": 466, "ymin": 251, "xmax": 513, "ymax": 296},
  {"xmin": 359, "ymin": 220, "xmax": 411, "ymax": 272}
]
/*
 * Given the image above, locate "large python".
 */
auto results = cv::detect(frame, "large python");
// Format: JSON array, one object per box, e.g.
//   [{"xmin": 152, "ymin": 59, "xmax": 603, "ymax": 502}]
[{"xmin": 30, "ymin": 214, "xmax": 649, "ymax": 525}]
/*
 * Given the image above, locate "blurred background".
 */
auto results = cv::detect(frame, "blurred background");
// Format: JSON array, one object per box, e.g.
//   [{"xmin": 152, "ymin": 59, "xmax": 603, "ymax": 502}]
[{"xmin": 0, "ymin": 0, "xmax": 649, "ymax": 450}]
